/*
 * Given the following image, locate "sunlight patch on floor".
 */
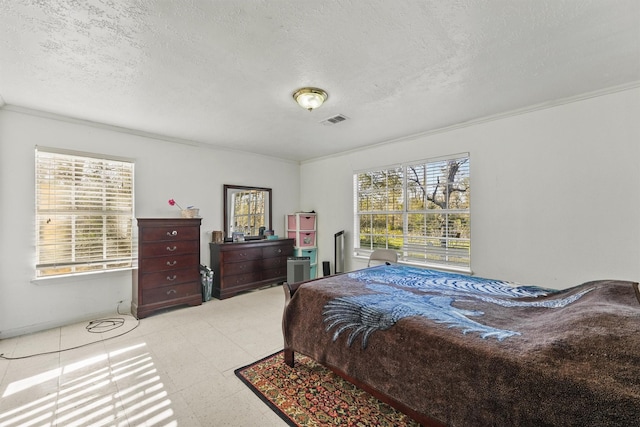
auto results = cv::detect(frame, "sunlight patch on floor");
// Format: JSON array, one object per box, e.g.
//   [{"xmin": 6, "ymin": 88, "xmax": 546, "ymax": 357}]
[{"xmin": 0, "ymin": 342, "xmax": 178, "ymax": 427}]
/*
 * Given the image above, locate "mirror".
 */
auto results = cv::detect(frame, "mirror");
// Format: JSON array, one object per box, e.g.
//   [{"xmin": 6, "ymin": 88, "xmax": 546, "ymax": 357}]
[{"xmin": 223, "ymin": 184, "xmax": 272, "ymax": 241}]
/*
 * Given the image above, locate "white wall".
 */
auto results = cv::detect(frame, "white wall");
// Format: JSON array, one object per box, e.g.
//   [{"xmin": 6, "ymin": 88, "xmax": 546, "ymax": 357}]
[
  {"xmin": 0, "ymin": 109, "xmax": 300, "ymax": 338},
  {"xmin": 2, "ymin": 87, "xmax": 638, "ymax": 338},
  {"xmin": 300, "ymin": 87, "xmax": 640, "ymax": 289}
]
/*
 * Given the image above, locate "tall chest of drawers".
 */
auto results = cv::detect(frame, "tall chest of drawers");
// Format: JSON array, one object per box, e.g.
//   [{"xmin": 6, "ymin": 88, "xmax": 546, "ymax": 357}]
[
  {"xmin": 209, "ymin": 238, "xmax": 294, "ymax": 299},
  {"xmin": 132, "ymin": 218, "xmax": 202, "ymax": 318}
]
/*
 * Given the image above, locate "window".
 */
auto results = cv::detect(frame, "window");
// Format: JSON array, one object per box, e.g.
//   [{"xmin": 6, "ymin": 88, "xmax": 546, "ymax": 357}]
[
  {"xmin": 354, "ymin": 153, "xmax": 470, "ymax": 270},
  {"xmin": 35, "ymin": 147, "xmax": 134, "ymax": 277}
]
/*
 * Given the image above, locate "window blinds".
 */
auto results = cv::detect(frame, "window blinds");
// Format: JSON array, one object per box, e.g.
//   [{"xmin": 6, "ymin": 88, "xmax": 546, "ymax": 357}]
[
  {"xmin": 354, "ymin": 153, "xmax": 470, "ymax": 270},
  {"xmin": 35, "ymin": 148, "xmax": 134, "ymax": 277}
]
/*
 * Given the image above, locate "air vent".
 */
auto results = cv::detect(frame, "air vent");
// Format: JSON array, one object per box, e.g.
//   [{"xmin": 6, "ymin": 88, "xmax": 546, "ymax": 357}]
[{"xmin": 320, "ymin": 114, "xmax": 349, "ymax": 126}]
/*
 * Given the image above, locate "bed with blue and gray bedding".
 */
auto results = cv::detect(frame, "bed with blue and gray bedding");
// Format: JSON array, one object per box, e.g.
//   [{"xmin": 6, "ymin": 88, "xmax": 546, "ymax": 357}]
[{"xmin": 282, "ymin": 264, "xmax": 640, "ymax": 426}]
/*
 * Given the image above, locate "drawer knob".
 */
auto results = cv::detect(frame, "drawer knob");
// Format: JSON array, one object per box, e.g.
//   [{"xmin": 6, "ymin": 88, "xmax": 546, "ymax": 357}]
[
  {"xmin": 167, "ymin": 230, "xmax": 178, "ymax": 236},
  {"xmin": 166, "ymin": 246, "xmax": 177, "ymax": 252},
  {"xmin": 166, "ymin": 260, "xmax": 177, "ymax": 266},
  {"xmin": 166, "ymin": 289, "xmax": 177, "ymax": 295},
  {"xmin": 166, "ymin": 275, "xmax": 177, "ymax": 281},
  {"xmin": 277, "ymin": 249, "xmax": 282, "ymax": 253}
]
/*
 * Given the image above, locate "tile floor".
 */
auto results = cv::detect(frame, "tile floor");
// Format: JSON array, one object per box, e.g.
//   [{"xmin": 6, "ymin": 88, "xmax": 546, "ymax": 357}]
[{"xmin": 0, "ymin": 285, "xmax": 289, "ymax": 426}]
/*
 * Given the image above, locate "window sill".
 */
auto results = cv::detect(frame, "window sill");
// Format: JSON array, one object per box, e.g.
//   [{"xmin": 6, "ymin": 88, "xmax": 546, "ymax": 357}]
[
  {"xmin": 31, "ymin": 267, "xmax": 134, "ymax": 284},
  {"xmin": 353, "ymin": 255, "xmax": 473, "ymax": 275}
]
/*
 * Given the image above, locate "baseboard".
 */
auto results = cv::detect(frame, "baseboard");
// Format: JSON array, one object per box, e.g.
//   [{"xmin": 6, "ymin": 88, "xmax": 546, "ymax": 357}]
[{"xmin": 0, "ymin": 306, "xmax": 132, "ymax": 339}]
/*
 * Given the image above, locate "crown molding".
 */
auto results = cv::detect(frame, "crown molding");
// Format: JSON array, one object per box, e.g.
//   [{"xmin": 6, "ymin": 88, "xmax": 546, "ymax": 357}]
[
  {"xmin": 301, "ymin": 81, "xmax": 640, "ymax": 165},
  {"xmin": 0, "ymin": 104, "xmax": 299, "ymax": 165}
]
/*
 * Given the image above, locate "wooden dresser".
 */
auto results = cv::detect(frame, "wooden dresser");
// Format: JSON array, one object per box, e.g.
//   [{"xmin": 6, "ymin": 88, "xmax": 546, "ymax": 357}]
[
  {"xmin": 209, "ymin": 238, "xmax": 294, "ymax": 299},
  {"xmin": 132, "ymin": 218, "xmax": 202, "ymax": 318}
]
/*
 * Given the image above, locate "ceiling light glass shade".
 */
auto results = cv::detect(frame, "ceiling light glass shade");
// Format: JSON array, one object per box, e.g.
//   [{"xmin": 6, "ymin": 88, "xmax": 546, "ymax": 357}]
[{"xmin": 293, "ymin": 87, "xmax": 328, "ymax": 111}]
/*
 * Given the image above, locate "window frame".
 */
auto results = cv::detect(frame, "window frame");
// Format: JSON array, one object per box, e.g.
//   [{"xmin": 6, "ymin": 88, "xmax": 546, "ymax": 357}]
[
  {"xmin": 35, "ymin": 147, "xmax": 135, "ymax": 278},
  {"xmin": 354, "ymin": 153, "xmax": 470, "ymax": 272}
]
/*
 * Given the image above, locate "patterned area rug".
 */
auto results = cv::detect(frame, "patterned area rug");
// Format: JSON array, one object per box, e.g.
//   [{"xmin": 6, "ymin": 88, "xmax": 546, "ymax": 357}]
[{"xmin": 235, "ymin": 351, "xmax": 420, "ymax": 426}]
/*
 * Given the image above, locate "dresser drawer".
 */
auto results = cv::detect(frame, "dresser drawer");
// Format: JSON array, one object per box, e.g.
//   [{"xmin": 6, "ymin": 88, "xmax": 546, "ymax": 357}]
[
  {"xmin": 220, "ymin": 271, "xmax": 262, "ymax": 287},
  {"xmin": 221, "ymin": 247, "xmax": 262, "ymax": 262},
  {"xmin": 141, "ymin": 225, "xmax": 199, "ymax": 242},
  {"xmin": 262, "ymin": 244, "xmax": 293, "ymax": 259},
  {"xmin": 140, "ymin": 253, "xmax": 199, "ymax": 272},
  {"xmin": 141, "ymin": 239, "xmax": 199, "ymax": 258},
  {"xmin": 263, "ymin": 266, "xmax": 287, "ymax": 281},
  {"xmin": 262, "ymin": 255, "xmax": 288, "ymax": 269},
  {"xmin": 139, "ymin": 267, "xmax": 200, "ymax": 289},
  {"xmin": 223, "ymin": 259, "xmax": 262, "ymax": 276},
  {"xmin": 141, "ymin": 282, "xmax": 201, "ymax": 305}
]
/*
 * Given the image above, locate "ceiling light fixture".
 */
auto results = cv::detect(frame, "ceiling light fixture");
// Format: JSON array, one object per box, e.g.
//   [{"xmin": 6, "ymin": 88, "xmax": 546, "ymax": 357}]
[{"xmin": 293, "ymin": 87, "xmax": 328, "ymax": 111}]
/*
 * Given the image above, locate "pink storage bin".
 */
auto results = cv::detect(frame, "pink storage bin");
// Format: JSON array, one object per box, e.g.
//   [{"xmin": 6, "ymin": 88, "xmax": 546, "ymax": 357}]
[
  {"xmin": 287, "ymin": 213, "xmax": 316, "ymax": 230},
  {"xmin": 287, "ymin": 231, "xmax": 316, "ymax": 247},
  {"xmin": 298, "ymin": 215, "xmax": 316, "ymax": 230}
]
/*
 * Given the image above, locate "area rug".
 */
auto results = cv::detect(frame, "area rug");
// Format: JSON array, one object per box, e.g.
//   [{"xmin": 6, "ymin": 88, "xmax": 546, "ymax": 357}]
[{"xmin": 234, "ymin": 351, "xmax": 420, "ymax": 426}]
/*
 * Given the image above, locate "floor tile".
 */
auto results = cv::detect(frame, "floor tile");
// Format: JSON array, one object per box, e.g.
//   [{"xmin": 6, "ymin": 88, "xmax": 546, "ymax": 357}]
[{"xmin": 0, "ymin": 285, "xmax": 289, "ymax": 426}]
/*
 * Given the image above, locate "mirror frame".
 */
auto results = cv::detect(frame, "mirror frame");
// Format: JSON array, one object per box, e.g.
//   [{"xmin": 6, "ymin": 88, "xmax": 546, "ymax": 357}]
[{"xmin": 223, "ymin": 184, "xmax": 272, "ymax": 241}]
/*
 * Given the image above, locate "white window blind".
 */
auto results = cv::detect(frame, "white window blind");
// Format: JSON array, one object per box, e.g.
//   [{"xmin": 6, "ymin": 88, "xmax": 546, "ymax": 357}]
[
  {"xmin": 354, "ymin": 154, "xmax": 470, "ymax": 270},
  {"xmin": 35, "ymin": 148, "xmax": 134, "ymax": 277}
]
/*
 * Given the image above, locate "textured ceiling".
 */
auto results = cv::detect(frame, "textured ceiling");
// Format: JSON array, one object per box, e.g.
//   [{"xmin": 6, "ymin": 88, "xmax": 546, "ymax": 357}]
[{"xmin": 1, "ymin": 0, "xmax": 639, "ymax": 162}]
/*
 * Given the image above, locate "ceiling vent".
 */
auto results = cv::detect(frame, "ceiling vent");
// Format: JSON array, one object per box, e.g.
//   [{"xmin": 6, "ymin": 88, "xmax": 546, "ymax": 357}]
[{"xmin": 320, "ymin": 114, "xmax": 349, "ymax": 126}]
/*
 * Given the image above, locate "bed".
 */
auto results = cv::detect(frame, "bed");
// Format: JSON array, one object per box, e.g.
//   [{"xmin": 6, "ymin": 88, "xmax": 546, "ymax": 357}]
[{"xmin": 282, "ymin": 264, "xmax": 640, "ymax": 426}]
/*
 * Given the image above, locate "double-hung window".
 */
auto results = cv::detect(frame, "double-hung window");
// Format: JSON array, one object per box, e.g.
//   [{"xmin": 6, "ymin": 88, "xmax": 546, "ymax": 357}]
[
  {"xmin": 35, "ymin": 147, "xmax": 135, "ymax": 277},
  {"xmin": 354, "ymin": 153, "xmax": 470, "ymax": 270}
]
